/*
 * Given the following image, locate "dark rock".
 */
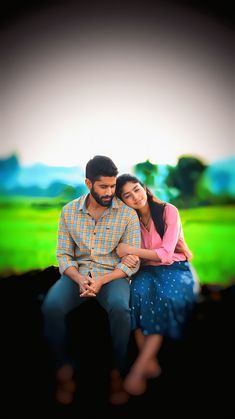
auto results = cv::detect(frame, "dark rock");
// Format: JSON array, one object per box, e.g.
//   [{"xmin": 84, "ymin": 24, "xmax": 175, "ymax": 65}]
[{"xmin": 0, "ymin": 268, "xmax": 234, "ymax": 418}]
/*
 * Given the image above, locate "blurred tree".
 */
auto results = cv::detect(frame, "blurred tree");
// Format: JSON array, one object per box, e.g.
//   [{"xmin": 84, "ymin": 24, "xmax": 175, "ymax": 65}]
[
  {"xmin": 0, "ymin": 154, "xmax": 20, "ymax": 189},
  {"xmin": 134, "ymin": 160, "xmax": 158, "ymax": 188},
  {"xmin": 62, "ymin": 185, "xmax": 77, "ymax": 201},
  {"xmin": 197, "ymin": 157, "xmax": 235, "ymax": 205},
  {"xmin": 166, "ymin": 156, "xmax": 207, "ymax": 207}
]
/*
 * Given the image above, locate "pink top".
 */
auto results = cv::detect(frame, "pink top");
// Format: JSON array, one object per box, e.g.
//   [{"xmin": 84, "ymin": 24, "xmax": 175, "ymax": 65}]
[{"xmin": 140, "ymin": 203, "xmax": 192, "ymax": 266}]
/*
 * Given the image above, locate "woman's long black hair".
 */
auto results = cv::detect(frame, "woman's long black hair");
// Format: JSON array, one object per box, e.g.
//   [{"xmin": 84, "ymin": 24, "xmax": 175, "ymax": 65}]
[{"xmin": 116, "ymin": 174, "xmax": 166, "ymax": 239}]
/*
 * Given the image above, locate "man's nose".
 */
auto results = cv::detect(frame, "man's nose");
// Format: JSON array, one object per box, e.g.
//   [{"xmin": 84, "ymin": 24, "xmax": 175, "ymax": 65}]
[{"xmin": 106, "ymin": 187, "xmax": 113, "ymax": 195}]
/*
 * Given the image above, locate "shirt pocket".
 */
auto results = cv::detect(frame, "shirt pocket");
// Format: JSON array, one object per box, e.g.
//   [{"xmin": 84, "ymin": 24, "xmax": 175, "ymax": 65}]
[{"xmin": 95, "ymin": 226, "xmax": 123, "ymax": 254}]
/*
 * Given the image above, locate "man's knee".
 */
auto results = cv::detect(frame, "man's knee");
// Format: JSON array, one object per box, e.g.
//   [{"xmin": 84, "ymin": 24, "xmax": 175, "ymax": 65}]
[
  {"xmin": 109, "ymin": 298, "xmax": 130, "ymax": 315},
  {"xmin": 41, "ymin": 295, "xmax": 65, "ymax": 320}
]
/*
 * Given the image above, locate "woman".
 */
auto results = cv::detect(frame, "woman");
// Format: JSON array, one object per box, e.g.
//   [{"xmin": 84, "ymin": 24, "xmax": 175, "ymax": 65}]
[{"xmin": 115, "ymin": 174, "xmax": 199, "ymax": 396}]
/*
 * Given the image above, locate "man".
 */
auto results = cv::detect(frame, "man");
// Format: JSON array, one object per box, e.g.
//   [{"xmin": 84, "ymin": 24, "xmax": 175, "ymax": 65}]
[{"xmin": 41, "ymin": 155, "xmax": 140, "ymax": 405}]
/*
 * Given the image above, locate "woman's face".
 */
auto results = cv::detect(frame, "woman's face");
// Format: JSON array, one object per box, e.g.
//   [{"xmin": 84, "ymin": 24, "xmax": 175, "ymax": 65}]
[{"xmin": 120, "ymin": 181, "xmax": 147, "ymax": 209}]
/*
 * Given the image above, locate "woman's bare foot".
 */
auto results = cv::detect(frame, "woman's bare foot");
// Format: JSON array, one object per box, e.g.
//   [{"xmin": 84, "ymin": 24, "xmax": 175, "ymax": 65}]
[
  {"xmin": 123, "ymin": 358, "xmax": 161, "ymax": 396},
  {"xmin": 145, "ymin": 358, "xmax": 162, "ymax": 378},
  {"xmin": 123, "ymin": 369, "xmax": 147, "ymax": 396}
]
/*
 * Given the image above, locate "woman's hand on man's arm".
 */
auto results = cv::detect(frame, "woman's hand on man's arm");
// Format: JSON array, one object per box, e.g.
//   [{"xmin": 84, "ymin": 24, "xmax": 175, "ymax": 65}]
[
  {"xmin": 116, "ymin": 243, "xmax": 134, "ymax": 257},
  {"xmin": 121, "ymin": 254, "xmax": 139, "ymax": 268}
]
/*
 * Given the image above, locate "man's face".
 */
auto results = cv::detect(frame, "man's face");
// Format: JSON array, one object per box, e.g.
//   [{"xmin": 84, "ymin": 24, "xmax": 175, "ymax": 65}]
[{"xmin": 89, "ymin": 176, "xmax": 116, "ymax": 207}]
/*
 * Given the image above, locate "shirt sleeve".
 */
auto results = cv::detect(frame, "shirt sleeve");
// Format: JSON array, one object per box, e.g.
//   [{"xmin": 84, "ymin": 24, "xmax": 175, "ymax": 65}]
[
  {"xmin": 154, "ymin": 205, "xmax": 181, "ymax": 264},
  {"xmin": 56, "ymin": 207, "xmax": 78, "ymax": 274},
  {"xmin": 117, "ymin": 211, "xmax": 141, "ymax": 277}
]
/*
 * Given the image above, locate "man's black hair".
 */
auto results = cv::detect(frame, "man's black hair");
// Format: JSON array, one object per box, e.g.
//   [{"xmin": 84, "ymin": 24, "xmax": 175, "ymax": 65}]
[{"xmin": 85, "ymin": 155, "xmax": 118, "ymax": 182}]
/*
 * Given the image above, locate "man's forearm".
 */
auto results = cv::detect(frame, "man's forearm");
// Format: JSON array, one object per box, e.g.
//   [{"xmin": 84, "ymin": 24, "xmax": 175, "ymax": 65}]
[
  {"xmin": 99, "ymin": 268, "xmax": 127, "ymax": 285},
  {"xmin": 64, "ymin": 266, "xmax": 83, "ymax": 284}
]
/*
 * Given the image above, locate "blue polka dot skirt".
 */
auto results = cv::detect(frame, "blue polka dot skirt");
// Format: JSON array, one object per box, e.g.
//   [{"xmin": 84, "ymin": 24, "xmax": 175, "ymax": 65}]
[{"xmin": 130, "ymin": 261, "xmax": 199, "ymax": 340}]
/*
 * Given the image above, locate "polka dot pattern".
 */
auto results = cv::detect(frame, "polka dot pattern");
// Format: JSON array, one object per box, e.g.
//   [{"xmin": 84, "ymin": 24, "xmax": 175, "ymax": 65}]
[{"xmin": 130, "ymin": 261, "xmax": 199, "ymax": 340}]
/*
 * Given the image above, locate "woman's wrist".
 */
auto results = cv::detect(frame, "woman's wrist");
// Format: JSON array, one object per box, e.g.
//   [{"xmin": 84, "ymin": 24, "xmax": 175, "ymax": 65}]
[{"xmin": 130, "ymin": 246, "xmax": 141, "ymax": 257}]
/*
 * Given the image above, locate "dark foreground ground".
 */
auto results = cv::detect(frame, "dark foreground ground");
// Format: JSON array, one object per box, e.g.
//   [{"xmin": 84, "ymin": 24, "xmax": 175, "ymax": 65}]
[{"xmin": 0, "ymin": 267, "xmax": 234, "ymax": 418}]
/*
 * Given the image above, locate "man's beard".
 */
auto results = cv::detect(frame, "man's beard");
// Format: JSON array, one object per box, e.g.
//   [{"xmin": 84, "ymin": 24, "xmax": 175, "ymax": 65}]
[{"xmin": 90, "ymin": 187, "xmax": 114, "ymax": 207}]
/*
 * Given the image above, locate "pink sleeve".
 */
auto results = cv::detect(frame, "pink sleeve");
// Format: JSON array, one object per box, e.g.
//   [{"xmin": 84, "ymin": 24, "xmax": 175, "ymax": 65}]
[{"xmin": 154, "ymin": 205, "xmax": 181, "ymax": 263}]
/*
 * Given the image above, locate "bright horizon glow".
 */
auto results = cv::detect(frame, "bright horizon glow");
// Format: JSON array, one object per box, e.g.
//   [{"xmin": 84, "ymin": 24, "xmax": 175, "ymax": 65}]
[{"xmin": 1, "ymin": 3, "xmax": 233, "ymax": 172}]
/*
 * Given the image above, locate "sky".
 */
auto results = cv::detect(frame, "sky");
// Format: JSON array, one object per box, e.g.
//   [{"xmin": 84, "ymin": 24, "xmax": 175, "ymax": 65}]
[{"xmin": 1, "ymin": 1, "xmax": 234, "ymax": 173}]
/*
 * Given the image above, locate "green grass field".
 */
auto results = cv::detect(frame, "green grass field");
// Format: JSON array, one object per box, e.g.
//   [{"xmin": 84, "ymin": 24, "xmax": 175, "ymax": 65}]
[
  {"xmin": 0, "ymin": 197, "xmax": 234, "ymax": 285},
  {"xmin": 180, "ymin": 206, "xmax": 235, "ymax": 286}
]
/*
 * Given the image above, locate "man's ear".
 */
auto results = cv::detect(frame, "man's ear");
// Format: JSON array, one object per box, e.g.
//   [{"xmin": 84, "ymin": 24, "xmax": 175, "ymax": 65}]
[{"xmin": 85, "ymin": 178, "xmax": 92, "ymax": 190}]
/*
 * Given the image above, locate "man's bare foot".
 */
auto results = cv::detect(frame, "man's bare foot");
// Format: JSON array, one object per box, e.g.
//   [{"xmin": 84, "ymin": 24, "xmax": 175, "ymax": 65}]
[
  {"xmin": 55, "ymin": 364, "xmax": 76, "ymax": 405},
  {"xmin": 109, "ymin": 369, "xmax": 130, "ymax": 405}
]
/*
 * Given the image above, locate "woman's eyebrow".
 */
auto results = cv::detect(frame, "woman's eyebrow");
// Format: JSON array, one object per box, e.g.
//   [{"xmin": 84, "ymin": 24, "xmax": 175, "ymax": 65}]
[{"xmin": 122, "ymin": 185, "xmax": 138, "ymax": 197}]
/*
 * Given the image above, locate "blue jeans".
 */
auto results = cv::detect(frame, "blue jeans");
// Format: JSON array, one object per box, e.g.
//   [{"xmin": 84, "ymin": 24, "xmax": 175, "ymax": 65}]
[{"xmin": 41, "ymin": 275, "xmax": 131, "ymax": 375}]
